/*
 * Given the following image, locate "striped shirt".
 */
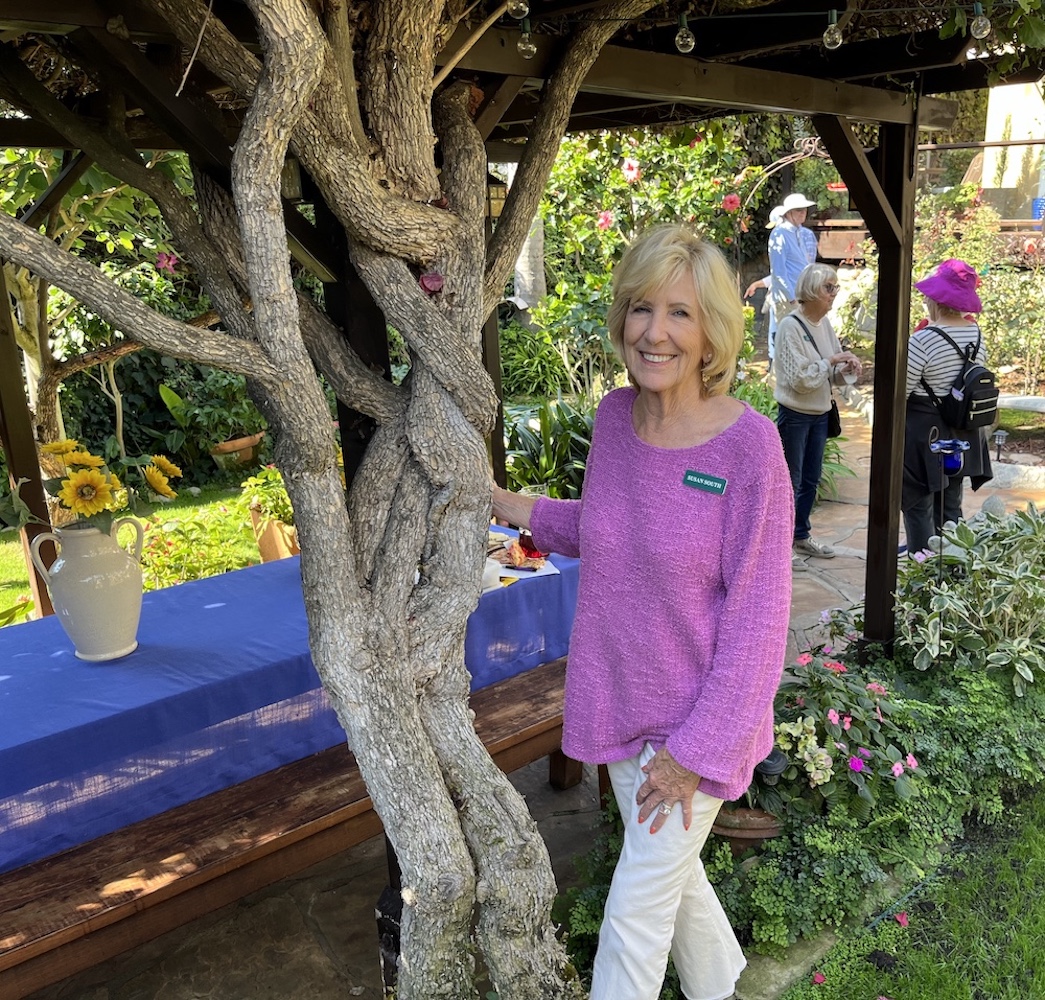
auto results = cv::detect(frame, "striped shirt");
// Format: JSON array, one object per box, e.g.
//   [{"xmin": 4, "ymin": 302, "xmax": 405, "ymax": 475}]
[{"xmin": 905, "ymin": 322, "xmax": 986, "ymax": 400}]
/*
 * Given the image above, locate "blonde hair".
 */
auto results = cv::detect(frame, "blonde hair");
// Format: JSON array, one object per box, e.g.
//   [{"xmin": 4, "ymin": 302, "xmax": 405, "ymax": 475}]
[
  {"xmin": 795, "ymin": 263, "xmax": 838, "ymax": 304},
  {"xmin": 606, "ymin": 225, "xmax": 743, "ymax": 396}
]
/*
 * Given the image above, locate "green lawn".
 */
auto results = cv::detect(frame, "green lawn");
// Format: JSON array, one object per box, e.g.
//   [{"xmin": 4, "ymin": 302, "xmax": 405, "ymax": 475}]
[
  {"xmin": 0, "ymin": 484, "xmax": 260, "ymax": 617},
  {"xmin": 781, "ymin": 786, "xmax": 1045, "ymax": 1000}
]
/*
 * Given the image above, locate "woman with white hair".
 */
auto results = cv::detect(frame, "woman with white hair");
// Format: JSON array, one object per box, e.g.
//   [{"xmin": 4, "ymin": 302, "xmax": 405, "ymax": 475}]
[{"xmin": 774, "ymin": 262, "xmax": 861, "ymax": 568}]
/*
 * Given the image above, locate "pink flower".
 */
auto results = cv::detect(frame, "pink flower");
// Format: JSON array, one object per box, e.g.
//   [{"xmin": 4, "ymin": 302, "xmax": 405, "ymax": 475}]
[
  {"xmin": 796, "ymin": 653, "xmax": 813, "ymax": 665},
  {"xmin": 857, "ymin": 747, "xmax": 872, "ymax": 758},
  {"xmin": 848, "ymin": 756, "xmax": 864, "ymax": 772},
  {"xmin": 835, "ymin": 741, "xmax": 846, "ymax": 750},
  {"xmin": 906, "ymin": 754, "xmax": 919, "ymax": 769},
  {"xmin": 912, "ymin": 549, "xmax": 930, "ymax": 563},
  {"xmin": 843, "ymin": 716, "xmax": 852, "ymax": 731},
  {"xmin": 823, "ymin": 660, "xmax": 847, "ymax": 673},
  {"xmin": 621, "ymin": 158, "xmax": 642, "ymax": 184},
  {"xmin": 892, "ymin": 761, "xmax": 905, "ymax": 777},
  {"xmin": 156, "ymin": 252, "xmax": 178, "ymax": 274},
  {"xmin": 419, "ymin": 271, "xmax": 444, "ymax": 295},
  {"xmin": 866, "ymin": 682, "xmax": 888, "ymax": 696},
  {"xmin": 722, "ymin": 193, "xmax": 741, "ymax": 212},
  {"xmin": 597, "ymin": 210, "xmax": 614, "ymax": 231},
  {"xmin": 812, "ymin": 971, "xmax": 826, "ymax": 984},
  {"xmin": 895, "ymin": 911, "xmax": 909, "ymax": 927},
  {"xmin": 827, "ymin": 709, "xmax": 840, "ymax": 725}
]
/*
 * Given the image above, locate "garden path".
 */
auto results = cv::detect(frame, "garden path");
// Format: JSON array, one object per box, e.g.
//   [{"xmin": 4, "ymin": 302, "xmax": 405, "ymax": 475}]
[{"xmin": 22, "ymin": 394, "xmax": 1045, "ymax": 1000}]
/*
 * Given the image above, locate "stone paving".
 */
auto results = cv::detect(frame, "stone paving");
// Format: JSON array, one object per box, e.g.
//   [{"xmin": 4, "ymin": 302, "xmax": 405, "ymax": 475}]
[{"xmin": 25, "ymin": 395, "xmax": 1045, "ymax": 1000}]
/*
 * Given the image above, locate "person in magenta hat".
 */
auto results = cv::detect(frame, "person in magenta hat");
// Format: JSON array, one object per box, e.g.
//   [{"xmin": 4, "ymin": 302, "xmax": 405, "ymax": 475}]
[{"xmin": 902, "ymin": 258, "xmax": 993, "ymax": 554}]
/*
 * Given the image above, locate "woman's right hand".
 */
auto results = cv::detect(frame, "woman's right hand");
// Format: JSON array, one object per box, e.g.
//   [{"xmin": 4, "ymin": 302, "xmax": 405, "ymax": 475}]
[{"xmin": 492, "ymin": 485, "xmax": 537, "ymax": 529}]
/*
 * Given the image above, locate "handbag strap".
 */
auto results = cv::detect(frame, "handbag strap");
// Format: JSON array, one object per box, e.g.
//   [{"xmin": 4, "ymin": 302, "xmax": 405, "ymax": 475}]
[{"xmin": 790, "ymin": 314, "xmax": 835, "ymax": 396}]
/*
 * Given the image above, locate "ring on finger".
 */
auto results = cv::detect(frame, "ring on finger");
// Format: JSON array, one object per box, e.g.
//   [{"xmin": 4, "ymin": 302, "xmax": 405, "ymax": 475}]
[{"xmin": 658, "ymin": 802, "xmax": 672, "ymax": 816}]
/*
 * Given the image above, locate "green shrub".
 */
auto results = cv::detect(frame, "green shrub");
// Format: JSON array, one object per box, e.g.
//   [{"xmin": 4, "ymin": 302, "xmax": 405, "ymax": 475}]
[
  {"xmin": 498, "ymin": 321, "xmax": 571, "ymax": 400},
  {"xmin": 504, "ymin": 397, "xmax": 595, "ymax": 499}
]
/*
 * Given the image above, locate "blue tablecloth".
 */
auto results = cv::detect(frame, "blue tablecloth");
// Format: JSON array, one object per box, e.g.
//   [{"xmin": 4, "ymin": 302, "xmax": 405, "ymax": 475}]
[{"xmin": 0, "ymin": 547, "xmax": 578, "ymax": 873}]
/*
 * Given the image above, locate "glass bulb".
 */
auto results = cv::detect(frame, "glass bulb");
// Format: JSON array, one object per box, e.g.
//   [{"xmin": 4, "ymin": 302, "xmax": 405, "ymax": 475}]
[
  {"xmin": 517, "ymin": 32, "xmax": 537, "ymax": 60},
  {"xmin": 823, "ymin": 23, "xmax": 843, "ymax": 50},
  {"xmin": 506, "ymin": 0, "xmax": 529, "ymax": 18},
  {"xmin": 970, "ymin": 14, "xmax": 991, "ymax": 39},
  {"xmin": 675, "ymin": 26, "xmax": 696, "ymax": 54}
]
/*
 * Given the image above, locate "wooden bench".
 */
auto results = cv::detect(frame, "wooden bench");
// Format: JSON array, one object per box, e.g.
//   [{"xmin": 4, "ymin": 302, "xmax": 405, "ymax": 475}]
[{"xmin": 0, "ymin": 656, "xmax": 577, "ymax": 1000}]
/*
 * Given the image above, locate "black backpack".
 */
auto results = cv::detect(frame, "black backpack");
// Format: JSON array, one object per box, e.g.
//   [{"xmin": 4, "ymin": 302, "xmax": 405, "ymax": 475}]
[{"xmin": 919, "ymin": 326, "xmax": 998, "ymax": 430}]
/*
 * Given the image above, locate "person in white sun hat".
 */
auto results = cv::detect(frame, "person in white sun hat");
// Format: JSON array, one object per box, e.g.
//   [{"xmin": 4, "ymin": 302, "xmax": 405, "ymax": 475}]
[
  {"xmin": 744, "ymin": 205, "xmax": 786, "ymax": 360},
  {"xmin": 768, "ymin": 193, "xmax": 818, "ymax": 328}
]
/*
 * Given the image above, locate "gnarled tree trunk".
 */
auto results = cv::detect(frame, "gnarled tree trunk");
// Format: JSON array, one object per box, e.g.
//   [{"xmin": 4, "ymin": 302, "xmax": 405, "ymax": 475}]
[{"xmin": 0, "ymin": 2, "xmax": 659, "ymax": 995}]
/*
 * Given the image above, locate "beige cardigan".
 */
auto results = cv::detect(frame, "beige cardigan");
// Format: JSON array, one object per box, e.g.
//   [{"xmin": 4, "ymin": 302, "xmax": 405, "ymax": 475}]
[{"xmin": 773, "ymin": 310, "xmax": 844, "ymax": 415}]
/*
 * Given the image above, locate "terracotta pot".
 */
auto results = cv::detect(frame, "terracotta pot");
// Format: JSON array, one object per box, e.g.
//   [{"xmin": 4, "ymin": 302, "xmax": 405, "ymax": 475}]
[
  {"xmin": 250, "ymin": 509, "xmax": 300, "ymax": 562},
  {"xmin": 711, "ymin": 806, "xmax": 782, "ymax": 857},
  {"xmin": 209, "ymin": 431, "xmax": 264, "ymax": 470},
  {"xmin": 29, "ymin": 519, "xmax": 144, "ymax": 661}
]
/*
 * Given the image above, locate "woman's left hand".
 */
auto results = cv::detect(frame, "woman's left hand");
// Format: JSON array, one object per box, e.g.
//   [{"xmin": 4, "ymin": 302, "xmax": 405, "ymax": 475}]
[{"xmin": 636, "ymin": 748, "xmax": 702, "ymax": 833}]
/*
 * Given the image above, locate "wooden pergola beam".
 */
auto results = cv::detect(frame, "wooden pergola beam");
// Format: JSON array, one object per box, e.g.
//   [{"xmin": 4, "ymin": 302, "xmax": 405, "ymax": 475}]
[{"xmin": 447, "ymin": 27, "xmax": 951, "ymax": 126}]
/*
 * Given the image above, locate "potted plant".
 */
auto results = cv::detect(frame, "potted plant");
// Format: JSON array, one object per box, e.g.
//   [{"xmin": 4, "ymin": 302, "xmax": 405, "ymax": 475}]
[
  {"xmin": 238, "ymin": 465, "xmax": 298, "ymax": 562},
  {"xmin": 159, "ymin": 371, "xmax": 267, "ymax": 473},
  {"xmin": 713, "ymin": 650, "xmax": 922, "ymax": 856}
]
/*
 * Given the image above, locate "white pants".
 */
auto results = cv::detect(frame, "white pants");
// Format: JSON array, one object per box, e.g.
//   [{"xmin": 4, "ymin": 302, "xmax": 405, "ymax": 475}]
[{"xmin": 589, "ymin": 744, "xmax": 746, "ymax": 1000}]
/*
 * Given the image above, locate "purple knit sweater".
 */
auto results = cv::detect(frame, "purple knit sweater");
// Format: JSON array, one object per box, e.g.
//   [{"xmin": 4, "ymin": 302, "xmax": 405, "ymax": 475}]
[{"xmin": 530, "ymin": 387, "xmax": 794, "ymax": 802}]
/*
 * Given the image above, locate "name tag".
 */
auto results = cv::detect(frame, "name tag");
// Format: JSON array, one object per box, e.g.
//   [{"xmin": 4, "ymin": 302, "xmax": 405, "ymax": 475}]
[{"xmin": 683, "ymin": 470, "xmax": 727, "ymax": 495}]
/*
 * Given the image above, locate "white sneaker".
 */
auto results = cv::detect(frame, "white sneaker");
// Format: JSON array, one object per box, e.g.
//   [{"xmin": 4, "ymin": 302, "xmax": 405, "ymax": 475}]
[
  {"xmin": 791, "ymin": 554, "xmax": 808, "ymax": 572},
  {"xmin": 794, "ymin": 537, "xmax": 835, "ymax": 559}
]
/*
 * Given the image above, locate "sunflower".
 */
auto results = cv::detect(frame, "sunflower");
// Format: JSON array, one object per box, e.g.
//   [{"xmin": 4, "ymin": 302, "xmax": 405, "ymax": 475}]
[
  {"xmin": 58, "ymin": 468, "xmax": 114, "ymax": 517},
  {"xmin": 41, "ymin": 439, "xmax": 80, "ymax": 455},
  {"xmin": 150, "ymin": 455, "xmax": 183, "ymax": 479},
  {"xmin": 143, "ymin": 464, "xmax": 177, "ymax": 500},
  {"xmin": 63, "ymin": 451, "xmax": 106, "ymax": 468}
]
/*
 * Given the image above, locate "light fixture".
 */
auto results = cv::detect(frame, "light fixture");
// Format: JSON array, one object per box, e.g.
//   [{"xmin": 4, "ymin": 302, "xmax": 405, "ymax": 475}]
[
  {"xmin": 993, "ymin": 427, "xmax": 1009, "ymax": 460},
  {"xmin": 823, "ymin": 9, "xmax": 843, "ymax": 50},
  {"xmin": 506, "ymin": 0, "xmax": 529, "ymax": 18},
  {"xmin": 970, "ymin": 2, "xmax": 992, "ymax": 39},
  {"xmin": 674, "ymin": 12, "xmax": 696, "ymax": 54},
  {"xmin": 517, "ymin": 17, "xmax": 537, "ymax": 59}
]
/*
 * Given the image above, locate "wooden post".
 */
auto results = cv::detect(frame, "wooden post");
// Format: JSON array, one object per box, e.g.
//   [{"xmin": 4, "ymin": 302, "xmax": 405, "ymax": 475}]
[
  {"xmin": 0, "ymin": 260, "xmax": 53, "ymax": 616},
  {"xmin": 812, "ymin": 114, "xmax": 917, "ymax": 646}
]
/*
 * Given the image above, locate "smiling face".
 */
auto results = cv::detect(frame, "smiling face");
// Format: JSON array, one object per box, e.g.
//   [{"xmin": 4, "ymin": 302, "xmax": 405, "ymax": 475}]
[{"xmin": 621, "ymin": 272, "xmax": 708, "ymax": 406}]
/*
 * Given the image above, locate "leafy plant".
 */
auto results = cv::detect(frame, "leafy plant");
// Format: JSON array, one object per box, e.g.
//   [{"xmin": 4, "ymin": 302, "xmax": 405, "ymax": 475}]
[
  {"xmin": 140, "ymin": 507, "xmax": 256, "ymax": 590},
  {"xmin": 894, "ymin": 503, "xmax": 1045, "ymax": 695},
  {"xmin": 504, "ymin": 397, "xmax": 595, "ymax": 499},
  {"xmin": 770, "ymin": 652, "xmax": 919, "ymax": 826},
  {"xmin": 238, "ymin": 465, "xmax": 294, "ymax": 526},
  {"xmin": 498, "ymin": 321, "xmax": 571, "ymax": 400},
  {"xmin": 159, "ymin": 368, "xmax": 267, "ymax": 450}
]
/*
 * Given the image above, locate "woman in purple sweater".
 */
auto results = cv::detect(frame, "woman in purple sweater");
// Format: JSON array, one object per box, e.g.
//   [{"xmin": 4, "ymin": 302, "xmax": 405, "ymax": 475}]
[{"xmin": 493, "ymin": 225, "xmax": 793, "ymax": 1000}]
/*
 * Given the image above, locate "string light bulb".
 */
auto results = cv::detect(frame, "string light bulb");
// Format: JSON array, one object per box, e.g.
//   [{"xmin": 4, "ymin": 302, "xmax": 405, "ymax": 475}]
[
  {"xmin": 822, "ymin": 9, "xmax": 843, "ymax": 50},
  {"xmin": 970, "ymin": 2, "xmax": 991, "ymax": 39},
  {"xmin": 506, "ymin": 0, "xmax": 529, "ymax": 18},
  {"xmin": 517, "ymin": 18, "xmax": 537, "ymax": 59},
  {"xmin": 675, "ymin": 13, "xmax": 696, "ymax": 54}
]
